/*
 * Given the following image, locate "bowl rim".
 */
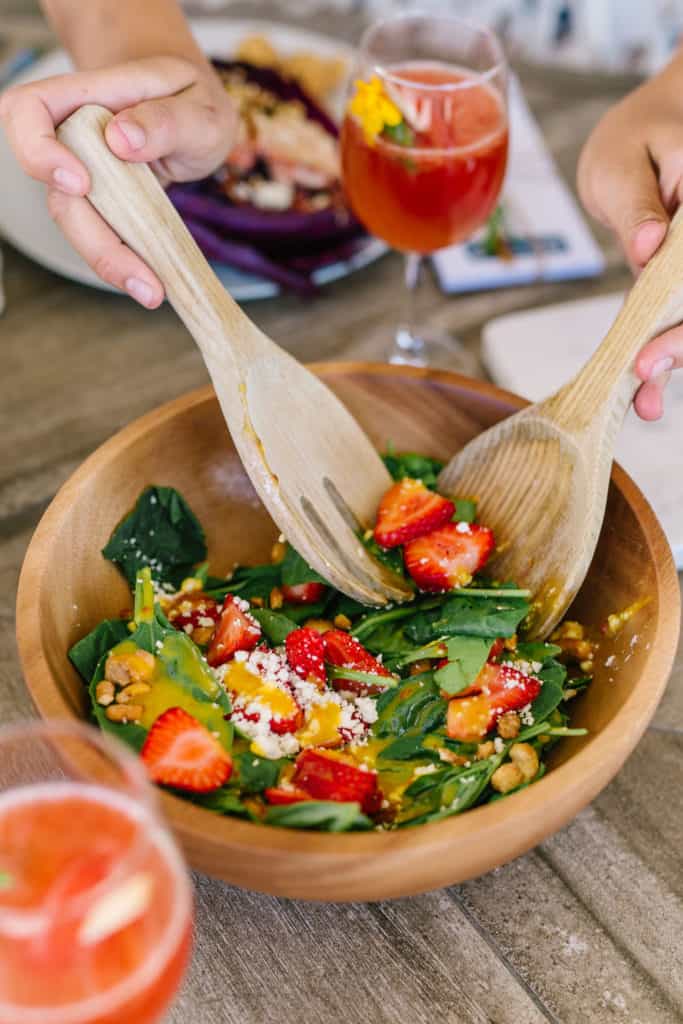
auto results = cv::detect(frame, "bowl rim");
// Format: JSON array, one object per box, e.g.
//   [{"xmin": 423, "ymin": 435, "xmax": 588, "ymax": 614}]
[{"xmin": 16, "ymin": 364, "xmax": 681, "ymax": 871}]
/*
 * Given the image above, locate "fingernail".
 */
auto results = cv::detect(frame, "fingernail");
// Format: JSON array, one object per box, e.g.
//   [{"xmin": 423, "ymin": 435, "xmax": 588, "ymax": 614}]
[
  {"xmin": 53, "ymin": 167, "xmax": 84, "ymax": 194},
  {"xmin": 115, "ymin": 119, "xmax": 146, "ymax": 151},
  {"xmin": 125, "ymin": 277, "xmax": 154, "ymax": 306},
  {"xmin": 649, "ymin": 356, "xmax": 674, "ymax": 380}
]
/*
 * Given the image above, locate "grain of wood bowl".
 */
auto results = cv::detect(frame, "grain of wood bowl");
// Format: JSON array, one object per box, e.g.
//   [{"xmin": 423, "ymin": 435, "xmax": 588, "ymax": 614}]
[{"xmin": 16, "ymin": 364, "xmax": 680, "ymax": 901}]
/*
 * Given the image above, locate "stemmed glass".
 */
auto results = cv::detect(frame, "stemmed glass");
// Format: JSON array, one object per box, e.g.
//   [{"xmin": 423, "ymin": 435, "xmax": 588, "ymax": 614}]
[
  {"xmin": 0, "ymin": 721, "xmax": 193, "ymax": 1024},
  {"xmin": 341, "ymin": 13, "xmax": 509, "ymax": 369}
]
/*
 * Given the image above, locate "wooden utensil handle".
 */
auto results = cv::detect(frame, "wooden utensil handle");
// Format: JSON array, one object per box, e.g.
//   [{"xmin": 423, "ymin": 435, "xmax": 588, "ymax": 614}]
[
  {"xmin": 56, "ymin": 104, "xmax": 256, "ymax": 368},
  {"xmin": 552, "ymin": 205, "xmax": 683, "ymax": 425}
]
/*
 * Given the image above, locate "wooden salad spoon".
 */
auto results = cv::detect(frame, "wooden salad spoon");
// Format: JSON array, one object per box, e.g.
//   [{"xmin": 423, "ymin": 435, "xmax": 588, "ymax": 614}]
[
  {"xmin": 57, "ymin": 104, "xmax": 412, "ymax": 607},
  {"xmin": 439, "ymin": 207, "xmax": 683, "ymax": 638}
]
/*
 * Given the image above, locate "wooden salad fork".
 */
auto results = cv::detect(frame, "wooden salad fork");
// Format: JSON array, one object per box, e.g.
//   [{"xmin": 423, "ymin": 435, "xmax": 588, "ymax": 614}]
[
  {"xmin": 439, "ymin": 207, "xmax": 683, "ymax": 638},
  {"xmin": 57, "ymin": 104, "xmax": 412, "ymax": 607}
]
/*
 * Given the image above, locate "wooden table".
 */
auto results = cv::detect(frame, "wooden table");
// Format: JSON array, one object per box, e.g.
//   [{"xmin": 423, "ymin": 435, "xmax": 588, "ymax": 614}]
[{"xmin": 1, "ymin": 4, "xmax": 682, "ymax": 1022}]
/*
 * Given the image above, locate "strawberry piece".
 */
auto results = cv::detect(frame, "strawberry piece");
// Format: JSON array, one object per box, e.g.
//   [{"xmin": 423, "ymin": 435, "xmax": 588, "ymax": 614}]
[
  {"xmin": 373, "ymin": 478, "xmax": 454, "ymax": 549},
  {"xmin": 141, "ymin": 707, "xmax": 232, "ymax": 793},
  {"xmin": 447, "ymin": 694, "xmax": 493, "ymax": 742},
  {"xmin": 479, "ymin": 662, "xmax": 541, "ymax": 718},
  {"xmin": 293, "ymin": 749, "xmax": 381, "ymax": 814},
  {"xmin": 264, "ymin": 786, "xmax": 311, "ymax": 805},
  {"xmin": 285, "ymin": 627, "xmax": 327, "ymax": 688},
  {"xmin": 404, "ymin": 522, "xmax": 494, "ymax": 592},
  {"xmin": 207, "ymin": 596, "xmax": 261, "ymax": 667},
  {"xmin": 167, "ymin": 593, "xmax": 221, "ymax": 636},
  {"xmin": 488, "ymin": 638, "xmax": 505, "ymax": 661},
  {"xmin": 446, "ymin": 663, "xmax": 541, "ymax": 741},
  {"xmin": 281, "ymin": 582, "xmax": 327, "ymax": 605},
  {"xmin": 323, "ymin": 629, "xmax": 394, "ymax": 696}
]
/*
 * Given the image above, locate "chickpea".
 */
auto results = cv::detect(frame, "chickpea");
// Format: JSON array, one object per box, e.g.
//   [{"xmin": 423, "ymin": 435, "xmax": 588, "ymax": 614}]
[
  {"xmin": 491, "ymin": 762, "xmax": 524, "ymax": 794},
  {"xmin": 497, "ymin": 712, "xmax": 521, "ymax": 739},
  {"xmin": 509, "ymin": 742, "xmax": 539, "ymax": 782}
]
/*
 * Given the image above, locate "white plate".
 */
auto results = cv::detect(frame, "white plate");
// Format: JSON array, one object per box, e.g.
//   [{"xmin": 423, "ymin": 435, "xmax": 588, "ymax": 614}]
[
  {"xmin": 482, "ymin": 293, "xmax": 683, "ymax": 568},
  {"xmin": 0, "ymin": 19, "xmax": 386, "ymax": 301}
]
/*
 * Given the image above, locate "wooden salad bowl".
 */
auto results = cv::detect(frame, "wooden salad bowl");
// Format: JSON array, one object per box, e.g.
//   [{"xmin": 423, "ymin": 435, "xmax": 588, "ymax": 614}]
[{"xmin": 16, "ymin": 364, "xmax": 680, "ymax": 901}]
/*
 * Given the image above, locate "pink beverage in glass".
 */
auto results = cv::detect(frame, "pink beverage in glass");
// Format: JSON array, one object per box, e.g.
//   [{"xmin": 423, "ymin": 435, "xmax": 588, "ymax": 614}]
[
  {"xmin": 342, "ymin": 63, "xmax": 508, "ymax": 253},
  {"xmin": 0, "ymin": 724, "xmax": 193, "ymax": 1024}
]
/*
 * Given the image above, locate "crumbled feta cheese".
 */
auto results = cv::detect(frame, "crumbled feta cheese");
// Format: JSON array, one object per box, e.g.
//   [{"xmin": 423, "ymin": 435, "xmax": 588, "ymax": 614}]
[
  {"xmin": 455, "ymin": 521, "xmax": 472, "ymax": 534},
  {"xmin": 413, "ymin": 764, "xmax": 438, "ymax": 777}
]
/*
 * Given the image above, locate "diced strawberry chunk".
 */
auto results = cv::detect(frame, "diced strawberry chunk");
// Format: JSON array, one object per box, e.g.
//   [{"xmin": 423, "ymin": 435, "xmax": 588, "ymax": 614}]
[
  {"xmin": 323, "ymin": 629, "xmax": 394, "ymax": 696},
  {"xmin": 141, "ymin": 707, "xmax": 232, "ymax": 793},
  {"xmin": 264, "ymin": 786, "xmax": 311, "ymax": 805},
  {"xmin": 207, "ymin": 596, "xmax": 261, "ymax": 667},
  {"xmin": 167, "ymin": 593, "xmax": 221, "ymax": 637},
  {"xmin": 281, "ymin": 582, "xmax": 327, "ymax": 605},
  {"xmin": 488, "ymin": 638, "xmax": 505, "ymax": 661},
  {"xmin": 446, "ymin": 663, "xmax": 541, "ymax": 741},
  {"xmin": 293, "ymin": 749, "xmax": 381, "ymax": 814},
  {"xmin": 285, "ymin": 627, "xmax": 327, "ymax": 688},
  {"xmin": 404, "ymin": 522, "xmax": 494, "ymax": 592},
  {"xmin": 373, "ymin": 478, "xmax": 454, "ymax": 549}
]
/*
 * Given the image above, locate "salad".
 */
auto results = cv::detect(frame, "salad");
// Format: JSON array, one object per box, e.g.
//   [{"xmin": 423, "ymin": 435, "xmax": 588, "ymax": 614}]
[{"xmin": 69, "ymin": 453, "xmax": 595, "ymax": 833}]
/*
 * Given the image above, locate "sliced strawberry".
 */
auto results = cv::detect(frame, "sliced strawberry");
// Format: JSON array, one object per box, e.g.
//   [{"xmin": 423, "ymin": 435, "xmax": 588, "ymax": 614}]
[
  {"xmin": 446, "ymin": 663, "xmax": 541, "ymax": 741},
  {"xmin": 207, "ymin": 596, "xmax": 261, "ymax": 667},
  {"xmin": 141, "ymin": 707, "xmax": 232, "ymax": 793},
  {"xmin": 264, "ymin": 786, "xmax": 311, "ymax": 805},
  {"xmin": 281, "ymin": 582, "xmax": 327, "ymax": 605},
  {"xmin": 404, "ymin": 522, "xmax": 494, "ymax": 592},
  {"xmin": 447, "ymin": 694, "xmax": 493, "ymax": 742},
  {"xmin": 323, "ymin": 629, "xmax": 394, "ymax": 696},
  {"xmin": 479, "ymin": 662, "xmax": 541, "ymax": 718},
  {"xmin": 285, "ymin": 627, "xmax": 327, "ymax": 688},
  {"xmin": 293, "ymin": 749, "xmax": 381, "ymax": 814},
  {"xmin": 373, "ymin": 478, "xmax": 454, "ymax": 549}
]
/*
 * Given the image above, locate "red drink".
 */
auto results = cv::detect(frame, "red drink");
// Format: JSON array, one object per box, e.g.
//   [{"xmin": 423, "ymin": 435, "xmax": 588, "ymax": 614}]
[
  {"xmin": 0, "ymin": 782, "xmax": 192, "ymax": 1024},
  {"xmin": 341, "ymin": 63, "xmax": 508, "ymax": 253}
]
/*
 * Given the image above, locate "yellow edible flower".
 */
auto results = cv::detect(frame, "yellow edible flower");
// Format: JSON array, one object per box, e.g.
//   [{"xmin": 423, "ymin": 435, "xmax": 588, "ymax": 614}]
[{"xmin": 348, "ymin": 75, "xmax": 403, "ymax": 144}]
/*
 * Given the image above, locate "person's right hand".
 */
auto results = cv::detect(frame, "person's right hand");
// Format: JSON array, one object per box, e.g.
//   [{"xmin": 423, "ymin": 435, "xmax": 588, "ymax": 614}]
[{"xmin": 0, "ymin": 56, "xmax": 237, "ymax": 307}]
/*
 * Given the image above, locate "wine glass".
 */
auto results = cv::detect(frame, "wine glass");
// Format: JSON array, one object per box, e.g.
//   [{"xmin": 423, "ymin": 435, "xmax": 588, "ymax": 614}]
[
  {"xmin": 0, "ymin": 720, "xmax": 193, "ymax": 1024},
  {"xmin": 341, "ymin": 13, "xmax": 509, "ymax": 369}
]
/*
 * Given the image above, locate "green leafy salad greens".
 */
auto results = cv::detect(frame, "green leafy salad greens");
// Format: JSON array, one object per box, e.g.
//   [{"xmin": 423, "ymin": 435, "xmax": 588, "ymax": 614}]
[{"xmin": 69, "ymin": 455, "xmax": 592, "ymax": 833}]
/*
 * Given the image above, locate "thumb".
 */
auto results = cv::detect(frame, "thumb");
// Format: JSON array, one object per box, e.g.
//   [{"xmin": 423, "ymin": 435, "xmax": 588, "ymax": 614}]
[{"xmin": 105, "ymin": 93, "xmax": 225, "ymax": 182}]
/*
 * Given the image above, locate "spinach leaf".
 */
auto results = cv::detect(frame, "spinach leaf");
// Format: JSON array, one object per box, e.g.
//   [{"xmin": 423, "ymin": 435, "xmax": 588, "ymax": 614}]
[
  {"xmin": 69, "ymin": 618, "xmax": 130, "ymax": 684},
  {"xmin": 516, "ymin": 641, "xmax": 562, "ymax": 662},
  {"xmin": 453, "ymin": 498, "xmax": 477, "ymax": 524},
  {"xmin": 382, "ymin": 450, "xmax": 444, "ymax": 489},
  {"xmin": 362, "ymin": 534, "xmax": 409, "ymax": 581},
  {"xmin": 378, "ymin": 734, "xmax": 442, "ymax": 762},
  {"xmin": 375, "ymin": 676, "xmax": 447, "ymax": 739},
  {"xmin": 280, "ymin": 544, "xmax": 326, "ymax": 587},
  {"xmin": 102, "ymin": 486, "xmax": 206, "ymax": 588},
  {"xmin": 251, "ymin": 608, "xmax": 297, "ymax": 645},
  {"xmin": 211, "ymin": 562, "xmax": 282, "ymax": 601},
  {"xmin": 233, "ymin": 753, "xmax": 286, "ymax": 794},
  {"xmin": 529, "ymin": 679, "xmax": 564, "ymax": 724},
  {"xmin": 193, "ymin": 789, "xmax": 254, "ymax": 818},
  {"xmin": 89, "ymin": 569, "xmax": 231, "ymax": 753},
  {"xmin": 406, "ymin": 593, "xmax": 529, "ymax": 643},
  {"xmin": 264, "ymin": 801, "xmax": 372, "ymax": 832},
  {"xmin": 433, "ymin": 636, "xmax": 491, "ymax": 695}
]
